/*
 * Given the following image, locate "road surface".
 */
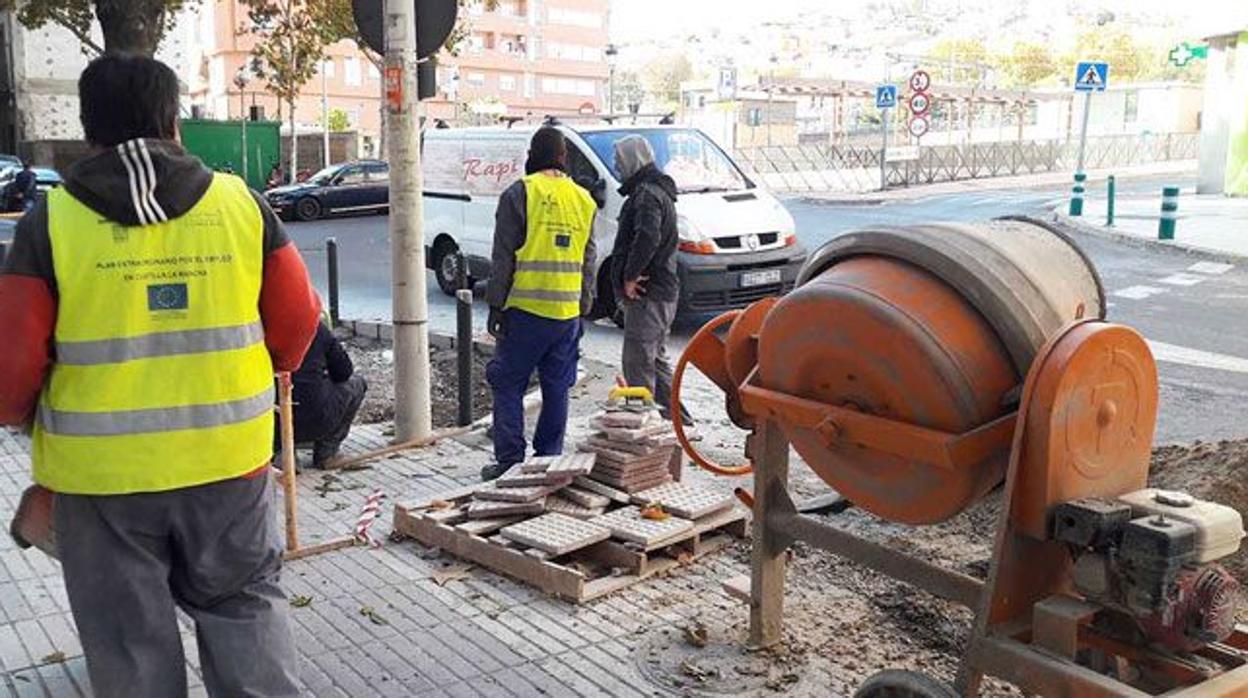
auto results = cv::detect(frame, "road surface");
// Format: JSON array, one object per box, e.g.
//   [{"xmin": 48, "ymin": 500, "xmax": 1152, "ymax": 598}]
[{"xmin": 5, "ymin": 173, "xmax": 1242, "ymax": 444}]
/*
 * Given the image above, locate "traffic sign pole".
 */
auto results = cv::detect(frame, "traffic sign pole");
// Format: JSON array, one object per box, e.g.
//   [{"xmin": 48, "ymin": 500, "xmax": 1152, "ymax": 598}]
[
  {"xmin": 880, "ymin": 107, "xmax": 889, "ymax": 191},
  {"xmin": 388, "ymin": 0, "xmax": 433, "ymax": 441},
  {"xmin": 1076, "ymin": 90, "xmax": 1092, "ymax": 175}
]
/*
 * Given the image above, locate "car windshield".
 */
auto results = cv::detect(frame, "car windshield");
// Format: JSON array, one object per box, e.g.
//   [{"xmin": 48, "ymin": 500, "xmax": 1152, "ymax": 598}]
[
  {"xmin": 307, "ymin": 166, "xmax": 340, "ymax": 185},
  {"xmin": 580, "ymin": 128, "xmax": 750, "ymax": 193}
]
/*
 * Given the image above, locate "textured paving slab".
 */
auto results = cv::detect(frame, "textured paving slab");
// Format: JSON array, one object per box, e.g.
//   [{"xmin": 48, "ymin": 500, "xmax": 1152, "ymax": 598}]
[
  {"xmin": 545, "ymin": 453, "xmax": 597, "ymax": 480},
  {"xmin": 631, "ymin": 482, "xmax": 736, "ymax": 520},
  {"xmin": 545, "ymin": 496, "xmax": 607, "ymax": 520},
  {"xmin": 475, "ymin": 483, "xmax": 563, "ymax": 503},
  {"xmin": 467, "ymin": 499, "xmax": 547, "ymax": 519},
  {"xmin": 572, "ymin": 476, "xmax": 632, "ymax": 504},
  {"xmin": 561, "ymin": 486, "xmax": 612, "ymax": 509},
  {"xmin": 591, "ymin": 506, "xmax": 694, "ymax": 546},
  {"xmin": 500, "ymin": 513, "xmax": 611, "ymax": 555}
]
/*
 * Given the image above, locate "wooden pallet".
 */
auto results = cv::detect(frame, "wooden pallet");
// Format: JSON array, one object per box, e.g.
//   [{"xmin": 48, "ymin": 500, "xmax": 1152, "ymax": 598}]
[{"xmin": 393, "ymin": 493, "xmax": 748, "ymax": 603}]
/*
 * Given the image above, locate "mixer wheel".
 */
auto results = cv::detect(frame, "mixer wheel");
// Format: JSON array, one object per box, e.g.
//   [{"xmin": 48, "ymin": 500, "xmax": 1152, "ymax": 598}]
[{"xmin": 853, "ymin": 669, "xmax": 958, "ymax": 698}]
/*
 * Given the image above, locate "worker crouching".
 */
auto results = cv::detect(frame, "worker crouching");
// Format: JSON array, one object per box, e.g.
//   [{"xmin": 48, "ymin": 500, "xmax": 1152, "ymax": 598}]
[
  {"xmin": 0, "ymin": 55, "xmax": 320, "ymax": 697},
  {"xmin": 482, "ymin": 127, "xmax": 598, "ymax": 481}
]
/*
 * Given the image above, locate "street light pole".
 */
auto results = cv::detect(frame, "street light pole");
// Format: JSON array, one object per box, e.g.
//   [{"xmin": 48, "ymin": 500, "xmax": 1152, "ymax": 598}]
[
  {"xmin": 321, "ymin": 58, "xmax": 330, "ymax": 169},
  {"xmin": 605, "ymin": 44, "xmax": 618, "ymax": 114},
  {"xmin": 387, "ymin": 0, "xmax": 433, "ymax": 441}
]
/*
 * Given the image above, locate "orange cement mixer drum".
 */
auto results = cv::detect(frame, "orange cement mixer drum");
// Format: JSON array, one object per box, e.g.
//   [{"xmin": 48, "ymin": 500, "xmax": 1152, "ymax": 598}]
[{"xmin": 758, "ymin": 256, "xmax": 1020, "ymax": 524}]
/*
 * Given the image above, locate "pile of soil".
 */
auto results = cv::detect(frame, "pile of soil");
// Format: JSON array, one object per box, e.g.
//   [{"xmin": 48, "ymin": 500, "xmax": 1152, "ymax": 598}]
[{"xmin": 343, "ymin": 334, "xmax": 493, "ymax": 429}]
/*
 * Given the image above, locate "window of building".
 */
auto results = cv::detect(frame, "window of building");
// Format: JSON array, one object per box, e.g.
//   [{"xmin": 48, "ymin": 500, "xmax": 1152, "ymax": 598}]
[
  {"xmin": 321, "ymin": 58, "xmax": 336, "ymax": 78},
  {"xmin": 345, "ymin": 57, "xmax": 361, "ymax": 86},
  {"xmin": 499, "ymin": 74, "xmax": 517, "ymax": 92},
  {"xmin": 468, "ymin": 33, "xmax": 486, "ymax": 53},
  {"xmin": 547, "ymin": 43, "xmax": 600, "ymax": 62},
  {"xmin": 466, "ymin": 72, "xmax": 487, "ymax": 87},
  {"xmin": 524, "ymin": 73, "xmax": 535, "ymax": 99},
  {"xmin": 368, "ymin": 62, "xmax": 380, "ymax": 80},
  {"xmin": 541, "ymin": 77, "xmax": 597, "ymax": 96}
]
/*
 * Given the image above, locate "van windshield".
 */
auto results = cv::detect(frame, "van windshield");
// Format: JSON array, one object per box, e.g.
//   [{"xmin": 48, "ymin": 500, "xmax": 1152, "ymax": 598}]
[{"xmin": 580, "ymin": 128, "xmax": 750, "ymax": 194}]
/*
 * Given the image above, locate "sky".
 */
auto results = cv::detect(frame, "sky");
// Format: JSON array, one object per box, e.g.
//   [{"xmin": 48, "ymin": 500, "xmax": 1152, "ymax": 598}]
[{"xmin": 607, "ymin": 0, "xmax": 1248, "ymax": 43}]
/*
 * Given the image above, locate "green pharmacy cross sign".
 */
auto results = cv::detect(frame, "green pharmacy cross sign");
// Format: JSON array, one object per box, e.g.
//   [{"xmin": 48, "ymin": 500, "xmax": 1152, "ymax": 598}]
[{"xmin": 1169, "ymin": 41, "xmax": 1209, "ymax": 68}]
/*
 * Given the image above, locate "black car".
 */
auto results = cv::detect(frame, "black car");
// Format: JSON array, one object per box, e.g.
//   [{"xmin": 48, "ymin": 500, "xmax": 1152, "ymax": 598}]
[{"xmin": 264, "ymin": 160, "xmax": 389, "ymax": 221}]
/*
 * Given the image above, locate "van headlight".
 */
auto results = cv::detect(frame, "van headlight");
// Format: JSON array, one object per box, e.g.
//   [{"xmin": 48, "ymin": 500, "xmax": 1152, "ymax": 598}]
[{"xmin": 676, "ymin": 215, "xmax": 716, "ymax": 255}]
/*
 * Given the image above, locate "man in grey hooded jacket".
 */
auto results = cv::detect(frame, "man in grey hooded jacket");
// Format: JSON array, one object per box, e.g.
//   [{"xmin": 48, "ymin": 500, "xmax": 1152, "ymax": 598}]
[{"xmin": 609, "ymin": 136, "xmax": 690, "ymax": 423}]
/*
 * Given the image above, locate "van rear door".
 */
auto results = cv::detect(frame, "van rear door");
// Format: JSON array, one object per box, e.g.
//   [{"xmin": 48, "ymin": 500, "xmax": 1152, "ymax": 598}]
[{"xmin": 460, "ymin": 132, "xmax": 528, "ymax": 261}]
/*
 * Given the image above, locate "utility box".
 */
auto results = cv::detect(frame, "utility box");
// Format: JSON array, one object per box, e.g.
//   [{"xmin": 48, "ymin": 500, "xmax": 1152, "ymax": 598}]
[{"xmin": 180, "ymin": 119, "xmax": 281, "ymax": 192}]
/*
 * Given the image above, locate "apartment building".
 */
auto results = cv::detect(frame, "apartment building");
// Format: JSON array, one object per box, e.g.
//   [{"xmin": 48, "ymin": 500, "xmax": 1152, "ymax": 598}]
[{"xmin": 194, "ymin": 0, "xmax": 610, "ymax": 147}]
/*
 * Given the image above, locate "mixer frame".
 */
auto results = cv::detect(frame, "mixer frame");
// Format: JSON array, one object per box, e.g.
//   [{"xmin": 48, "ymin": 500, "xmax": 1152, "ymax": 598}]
[{"xmin": 740, "ymin": 320, "xmax": 1248, "ymax": 696}]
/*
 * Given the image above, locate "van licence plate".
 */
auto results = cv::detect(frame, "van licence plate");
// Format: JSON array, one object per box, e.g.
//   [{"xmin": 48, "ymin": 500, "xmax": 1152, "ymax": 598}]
[{"xmin": 740, "ymin": 269, "xmax": 782, "ymax": 288}]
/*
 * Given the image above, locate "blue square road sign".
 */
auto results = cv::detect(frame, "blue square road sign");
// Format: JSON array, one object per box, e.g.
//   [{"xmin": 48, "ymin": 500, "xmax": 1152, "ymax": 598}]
[
  {"xmin": 1074, "ymin": 62, "xmax": 1109, "ymax": 92},
  {"xmin": 875, "ymin": 84, "xmax": 898, "ymax": 109}
]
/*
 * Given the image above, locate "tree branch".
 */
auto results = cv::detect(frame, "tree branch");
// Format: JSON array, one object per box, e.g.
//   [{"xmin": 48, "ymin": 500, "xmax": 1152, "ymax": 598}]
[{"xmin": 46, "ymin": 6, "xmax": 105, "ymax": 56}]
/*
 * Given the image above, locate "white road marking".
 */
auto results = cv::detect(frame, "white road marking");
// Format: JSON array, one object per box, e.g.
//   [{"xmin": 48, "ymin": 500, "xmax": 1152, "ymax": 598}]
[
  {"xmin": 1148, "ymin": 341, "xmax": 1248, "ymax": 375},
  {"xmin": 1158, "ymin": 273, "xmax": 1206, "ymax": 287},
  {"xmin": 1188, "ymin": 261, "xmax": 1235, "ymax": 275},
  {"xmin": 1113, "ymin": 285, "xmax": 1166, "ymax": 300}
]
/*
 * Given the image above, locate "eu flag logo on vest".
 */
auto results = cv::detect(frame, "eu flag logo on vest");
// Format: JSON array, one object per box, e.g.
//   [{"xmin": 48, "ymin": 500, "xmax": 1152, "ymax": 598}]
[{"xmin": 147, "ymin": 283, "xmax": 189, "ymax": 311}]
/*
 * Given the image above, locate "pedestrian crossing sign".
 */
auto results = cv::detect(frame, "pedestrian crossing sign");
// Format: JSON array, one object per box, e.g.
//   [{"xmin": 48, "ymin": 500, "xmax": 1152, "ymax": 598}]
[
  {"xmin": 1074, "ymin": 61, "xmax": 1109, "ymax": 92},
  {"xmin": 875, "ymin": 84, "xmax": 898, "ymax": 109}
]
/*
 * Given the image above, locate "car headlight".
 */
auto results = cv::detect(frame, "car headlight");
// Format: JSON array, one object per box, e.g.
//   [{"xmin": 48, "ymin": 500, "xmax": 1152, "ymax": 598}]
[{"xmin": 676, "ymin": 215, "xmax": 716, "ymax": 254}]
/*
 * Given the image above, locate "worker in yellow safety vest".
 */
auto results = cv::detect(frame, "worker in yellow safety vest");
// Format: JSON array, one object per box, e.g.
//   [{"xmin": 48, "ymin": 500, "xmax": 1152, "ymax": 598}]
[
  {"xmin": 0, "ymin": 55, "xmax": 321, "ymax": 697},
  {"xmin": 482, "ymin": 127, "xmax": 599, "ymax": 480}
]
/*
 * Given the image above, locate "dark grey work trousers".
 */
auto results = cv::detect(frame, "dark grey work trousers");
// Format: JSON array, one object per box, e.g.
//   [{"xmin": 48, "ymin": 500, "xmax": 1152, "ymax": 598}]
[
  {"xmin": 55, "ymin": 473, "xmax": 299, "ymax": 697},
  {"xmin": 622, "ymin": 295, "xmax": 679, "ymax": 412}
]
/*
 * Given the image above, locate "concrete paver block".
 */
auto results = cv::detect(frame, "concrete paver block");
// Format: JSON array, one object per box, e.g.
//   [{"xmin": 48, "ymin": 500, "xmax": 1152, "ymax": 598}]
[
  {"xmin": 590, "ymin": 506, "xmax": 694, "ymax": 546},
  {"xmin": 500, "ymin": 513, "xmax": 611, "ymax": 555}
]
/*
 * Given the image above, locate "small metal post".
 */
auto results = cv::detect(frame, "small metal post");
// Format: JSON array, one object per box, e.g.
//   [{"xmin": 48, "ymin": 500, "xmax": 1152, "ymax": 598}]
[
  {"xmin": 0, "ymin": 241, "xmax": 8, "ymax": 267},
  {"xmin": 326, "ymin": 237, "xmax": 340, "ymax": 326},
  {"xmin": 1069, "ymin": 172, "xmax": 1086, "ymax": 216},
  {"xmin": 1106, "ymin": 175, "xmax": 1116, "ymax": 227},
  {"xmin": 455, "ymin": 252, "xmax": 473, "ymax": 427},
  {"xmin": 1159, "ymin": 186, "xmax": 1180, "ymax": 240}
]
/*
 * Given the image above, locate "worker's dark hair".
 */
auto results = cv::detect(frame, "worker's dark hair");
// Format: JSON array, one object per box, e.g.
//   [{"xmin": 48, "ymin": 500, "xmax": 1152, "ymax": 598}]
[
  {"xmin": 525, "ymin": 126, "xmax": 568, "ymax": 175},
  {"xmin": 79, "ymin": 54, "xmax": 180, "ymax": 147}
]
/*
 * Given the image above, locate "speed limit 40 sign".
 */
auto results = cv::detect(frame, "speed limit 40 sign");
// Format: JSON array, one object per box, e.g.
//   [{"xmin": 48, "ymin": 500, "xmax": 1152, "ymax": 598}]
[{"xmin": 909, "ymin": 92, "xmax": 930, "ymax": 115}]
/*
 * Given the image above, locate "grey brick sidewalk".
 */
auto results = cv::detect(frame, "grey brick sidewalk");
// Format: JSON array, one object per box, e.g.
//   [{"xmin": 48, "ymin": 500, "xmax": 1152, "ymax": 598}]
[{"xmin": 0, "ymin": 420, "xmax": 825, "ymax": 697}]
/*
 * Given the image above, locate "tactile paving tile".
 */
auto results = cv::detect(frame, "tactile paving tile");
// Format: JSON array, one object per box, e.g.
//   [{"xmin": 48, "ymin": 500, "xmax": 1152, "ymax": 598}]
[
  {"xmin": 475, "ymin": 483, "xmax": 563, "ymax": 503},
  {"xmin": 466, "ymin": 499, "xmax": 546, "ymax": 519},
  {"xmin": 495, "ymin": 470, "xmax": 563, "ymax": 488},
  {"xmin": 572, "ymin": 476, "xmax": 631, "ymax": 504},
  {"xmin": 630, "ymin": 482, "xmax": 734, "ymax": 519},
  {"xmin": 519, "ymin": 456, "xmax": 558, "ymax": 474},
  {"xmin": 500, "ymin": 513, "xmax": 611, "ymax": 555},
  {"xmin": 544, "ymin": 496, "xmax": 606, "ymax": 520},
  {"xmin": 599, "ymin": 411, "xmax": 654, "ymax": 429},
  {"xmin": 589, "ymin": 418, "xmax": 671, "ymax": 443},
  {"xmin": 561, "ymin": 486, "xmax": 612, "ymax": 509},
  {"xmin": 586, "ymin": 435, "xmax": 658, "ymax": 456},
  {"xmin": 544, "ymin": 453, "xmax": 597, "ymax": 479},
  {"xmin": 590, "ymin": 506, "xmax": 694, "ymax": 546}
]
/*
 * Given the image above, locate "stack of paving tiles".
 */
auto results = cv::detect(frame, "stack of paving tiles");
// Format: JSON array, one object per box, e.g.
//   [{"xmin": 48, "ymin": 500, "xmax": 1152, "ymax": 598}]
[
  {"xmin": 578, "ymin": 405, "xmax": 677, "ymax": 494},
  {"xmin": 466, "ymin": 453, "xmax": 597, "ymax": 520}
]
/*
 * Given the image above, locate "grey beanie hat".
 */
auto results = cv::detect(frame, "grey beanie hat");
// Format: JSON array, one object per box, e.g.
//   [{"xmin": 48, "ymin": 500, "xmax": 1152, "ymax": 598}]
[{"xmin": 613, "ymin": 135, "xmax": 655, "ymax": 181}]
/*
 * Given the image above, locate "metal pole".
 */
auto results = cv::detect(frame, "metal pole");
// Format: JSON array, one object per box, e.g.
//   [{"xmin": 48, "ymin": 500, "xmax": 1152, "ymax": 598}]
[
  {"xmin": 322, "ymin": 59, "xmax": 330, "ymax": 170},
  {"xmin": 289, "ymin": 41, "xmax": 298, "ymax": 183},
  {"xmin": 455, "ymin": 252, "xmax": 472, "ymax": 428},
  {"xmin": 241, "ymin": 116, "xmax": 249, "ymax": 187},
  {"xmin": 1069, "ymin": 172, "xmax": 1086, "ymax": 216},
  {"xmin": 1075, "ymin": 90, "xmax": 1092, "ymax": 175},
  {"xmin": 1106, "ymin": 175, "xmax": 1116, "ymax": 227},
  {"xmin": 1159, "ymin": 186, "xmax": 1179, "ymax": 240},
  {"xmin": 388, "ymin": 0, "xmax": 433, "ymax": 441},
  {"xmin": 277, "ymin": 372, "xmax": 299, "ymax": 552},
  {"xmin": 879, "ymin": 106, "xmax": 889, "ymax": 191},
  {"xmin": 326, "ymin": 237, "xmax": 340, "ymax": 326},
  {"xmin": 0, "ymin": 241, "xmax": 8, "ymax": 267}
]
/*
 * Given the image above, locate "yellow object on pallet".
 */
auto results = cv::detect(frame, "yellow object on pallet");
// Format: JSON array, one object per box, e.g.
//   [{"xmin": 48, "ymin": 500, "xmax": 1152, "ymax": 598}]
[{"xmin": 608, "ymin": 386, "xmax": 654, "ymax": 405}]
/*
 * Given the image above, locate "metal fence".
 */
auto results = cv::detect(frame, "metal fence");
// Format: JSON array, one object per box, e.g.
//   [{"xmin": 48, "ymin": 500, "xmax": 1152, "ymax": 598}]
[{"xmin": 735, "ymin": 132, "xmax": 1200, "ymax": 195}]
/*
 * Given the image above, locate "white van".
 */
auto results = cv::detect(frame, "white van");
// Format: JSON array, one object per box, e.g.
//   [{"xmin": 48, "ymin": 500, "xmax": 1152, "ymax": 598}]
[{"xmin": 422, "ymin": 121, "xmax": 806, "ymax": 321}]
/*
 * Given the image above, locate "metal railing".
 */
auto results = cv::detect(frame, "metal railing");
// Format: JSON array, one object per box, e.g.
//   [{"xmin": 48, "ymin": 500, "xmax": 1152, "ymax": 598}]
[{"xmin": 735, "ymin": 132, "xmax": 1200, "ymax": 194}]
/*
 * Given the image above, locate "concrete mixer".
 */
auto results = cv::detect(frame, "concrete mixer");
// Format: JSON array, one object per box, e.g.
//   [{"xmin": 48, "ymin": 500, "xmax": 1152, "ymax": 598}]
[{"xmin": 671, "ymin": 217, "xmax": 1248, "ymax": 696}]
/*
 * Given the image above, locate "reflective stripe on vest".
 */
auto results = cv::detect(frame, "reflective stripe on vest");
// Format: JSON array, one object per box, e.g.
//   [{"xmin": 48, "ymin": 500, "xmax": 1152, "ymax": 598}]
[
  {"xmin": 34, "ymin": 170, "xmax": 275, "ymax": 495},
  {"xmin": 505, "ymin": 173, "xmax": 595, "ymax": 320}
]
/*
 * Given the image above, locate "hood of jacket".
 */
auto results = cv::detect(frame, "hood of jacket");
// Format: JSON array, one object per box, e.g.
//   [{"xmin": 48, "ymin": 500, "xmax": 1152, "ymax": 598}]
[
  {"xmin": 62, "ymin": 138, "xmax": 214, "ymax": 227},
  {"xmin": 619, "ymin": 163, "xmax": 678, "ymax": 201}
]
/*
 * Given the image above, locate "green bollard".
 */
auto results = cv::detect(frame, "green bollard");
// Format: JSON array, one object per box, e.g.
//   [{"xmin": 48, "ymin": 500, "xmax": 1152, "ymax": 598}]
[
  {"xmin": 1069, "ymin": 172, "xmax": 1087, "ymax": 216},
  {"xmin": 1159, "ymin": 186, "xmax": 1179, "ymax": 240},
  {"xmin": 1106, "ymin": 175, "xmax": 1116, "ymax": 227}
]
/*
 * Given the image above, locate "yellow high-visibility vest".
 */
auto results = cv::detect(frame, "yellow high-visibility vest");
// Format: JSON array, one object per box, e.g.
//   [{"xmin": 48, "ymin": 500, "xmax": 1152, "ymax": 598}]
[
  {"xmin": 505, "ymin": 173, "xmax": 596, "ymax": 320},
  {"xmin": 33, "ymin": 173, "xmax": 275, "ymax": 495}
]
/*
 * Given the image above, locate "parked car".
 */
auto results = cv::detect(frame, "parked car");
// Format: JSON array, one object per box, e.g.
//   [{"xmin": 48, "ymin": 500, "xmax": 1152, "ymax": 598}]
[
  {"xmin": 420, "ymin": 123, "xmax": 807, "ymax": 321},
  {"xmin": 264, "ymin": 160, "xmax": 389, "ymax": 221}
]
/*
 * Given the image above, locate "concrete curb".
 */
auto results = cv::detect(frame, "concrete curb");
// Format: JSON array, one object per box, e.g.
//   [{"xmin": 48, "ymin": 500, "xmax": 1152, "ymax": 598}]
[{"xmin": 1053, "ymin": 213, "xmax": 1248, "ymax": 264}]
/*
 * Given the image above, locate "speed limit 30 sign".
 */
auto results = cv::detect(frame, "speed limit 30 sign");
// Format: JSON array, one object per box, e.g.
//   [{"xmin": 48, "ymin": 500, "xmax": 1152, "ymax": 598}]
[{"xmin": 909, "ymin": 70, "xmax": 931, "ymax": 93}]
